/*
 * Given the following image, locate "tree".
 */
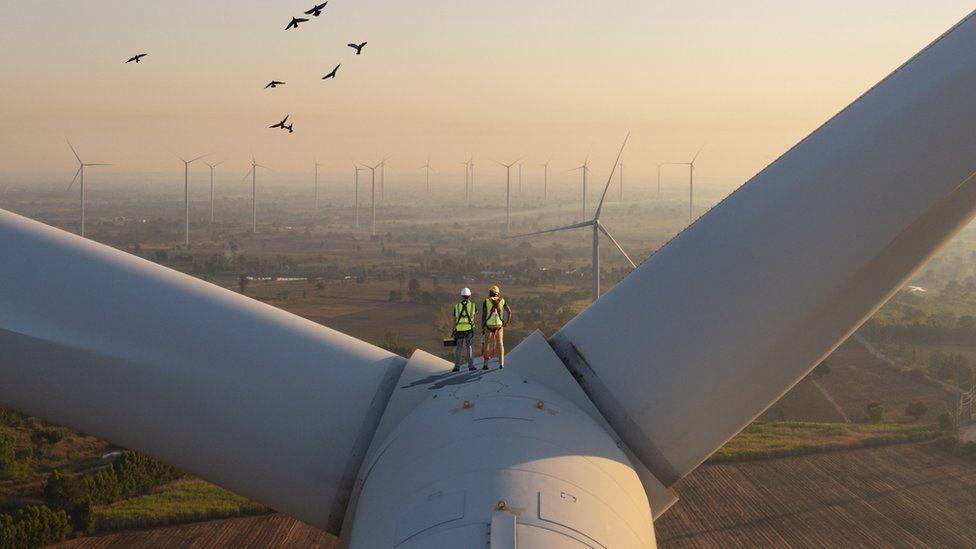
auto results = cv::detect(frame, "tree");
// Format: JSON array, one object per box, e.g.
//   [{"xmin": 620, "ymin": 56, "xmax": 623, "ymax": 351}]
[
  {"xmin": 0, "ymin": 434, "xmax": 16, "ymax": 478},
  {"xmin": 408, "ymin": 278, "xmax": 421, "ymax": 293},
  {"xmin": 238, "ymin": 274, "xmax": 249, "ymax": 295},
  {"xmin": 389, "ymin": 290, "xmax": 403, "ymax": 303},
  {"xmin": 866, "ymin": 402, "xmax": 886, "ymax": 424},
  {"xmin": 905, "ymin": 401, "xmax": 928, "ymax": 421}
]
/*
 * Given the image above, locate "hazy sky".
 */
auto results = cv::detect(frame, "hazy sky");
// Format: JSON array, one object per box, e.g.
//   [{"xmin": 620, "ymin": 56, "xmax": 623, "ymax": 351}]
[{"xmin": 2, "ymin": 1, "xmax": 974, "ymax": 186}]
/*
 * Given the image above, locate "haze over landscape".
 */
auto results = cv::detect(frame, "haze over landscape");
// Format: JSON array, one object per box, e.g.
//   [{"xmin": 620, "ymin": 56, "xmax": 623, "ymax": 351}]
[{"xmin": 3, "ymin": 2, "xmax": 976, "ymax": 548}]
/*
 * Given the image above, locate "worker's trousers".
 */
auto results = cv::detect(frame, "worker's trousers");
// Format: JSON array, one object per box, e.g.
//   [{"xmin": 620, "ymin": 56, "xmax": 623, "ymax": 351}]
[
  {"xmin": 454, "ymin": 330, "xmax": 475, "ymax": 370},
  {"xmin": 482, "ymin": 327, "xmax": 504, "ymax": 368}
]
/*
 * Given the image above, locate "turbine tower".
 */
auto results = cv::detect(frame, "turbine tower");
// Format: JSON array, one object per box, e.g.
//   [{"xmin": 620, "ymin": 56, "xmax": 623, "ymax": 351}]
[
  {"xmin": 461, "ymin": 158, "xmax": 471, "ymax": 205},
  {"xmin": 517, "ymin": 161, "xmax": 523, "ymax": 196},
  {"xmin": 494, "ymin": 158, "xmax": 523, "ymax": 235},
  {"xmin": 176, "ymin": 153, "xmax": 208, "ymax": 247},
  {"xmin": 420, "ymin": 156, "xmax": 433, "ymax": 193},
  {"xmin": 542, "ymin": 158, "xmax": 551, "ymax": 203},
  {"xmin": 314, "ymin": 159, "xmax": 324, "ymax": 210},
  {"xmin": 205, "ymin": 161, "xmax": 224, "ymax": 224},
  {"xmin": 513, "ymin": 135, "xmax": 636, "ymax": 302},
  {"xmin": 66, "ymin": 140, "xmax": 109, "ymax": 238},
  {"xmin": 243, "ymin": 156, "xmax": 271, "ymax": 234},
  {"xmin": 571, "ymin": 157, "xmax": 591, "ymax": 221},
  {"xmin": 362, "ymin": 162, "xmax": 382, "ymax": 236},
  {"xmin": 672, "ymin": 147, "xmax": 703, "ymax": 225},
  {"xmin": 354, "ymin": 165, "xmax": 365, "ymax": 229},
  {"xmin": 379, "ymin": 157, "xmax": 390, "ymax": 202},
  {"xmin": 656, "ymin": 163, "xmax": 664, "ymax": 200}
]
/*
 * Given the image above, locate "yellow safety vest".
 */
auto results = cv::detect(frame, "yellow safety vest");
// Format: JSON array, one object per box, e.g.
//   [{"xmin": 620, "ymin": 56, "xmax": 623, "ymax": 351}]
[
  {"xmin": 454, "ymin": 301, "xmax": 476, "ymax": 331},
  {"xmin": 484, "ymin": 297, "xmax": 506, "ymax": 328}
]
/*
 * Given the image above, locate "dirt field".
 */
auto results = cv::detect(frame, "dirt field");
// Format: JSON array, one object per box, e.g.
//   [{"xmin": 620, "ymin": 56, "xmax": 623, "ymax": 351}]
[
  {"xmin": 656, "ymin": 442, "xmax": 976, "ymax": 548},
  {"xmin": 56, "ymin": 442, "xmax": 976, "ymax": 548},
  {"xmin": 814, "ymin": 341, "xmax": 956, "ymax": 423}
]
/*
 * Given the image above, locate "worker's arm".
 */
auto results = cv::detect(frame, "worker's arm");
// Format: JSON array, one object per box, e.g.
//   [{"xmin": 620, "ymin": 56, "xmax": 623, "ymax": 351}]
[{"xmin": 504, "ymin": 302, "xmax": 513, "ymax": 326}]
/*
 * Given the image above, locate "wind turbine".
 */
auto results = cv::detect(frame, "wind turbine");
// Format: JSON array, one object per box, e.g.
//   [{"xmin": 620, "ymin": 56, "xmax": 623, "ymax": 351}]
[
  {"xmin": 419, "ymin": 156, "xmax": 433, "ymax": 193},
  {"xmin": 361, "ymin": 162, "xmax": 382, "ymax": 236},
  {"xmin": 656, "ymin": 163, "xmax": 664, "ymax": 200},
  {"xmin": 494, "ymin": 158, "xmax": 523, "ymax": 235},
  {"xmin": 571, "ymin": 156, "xmax": 592, "ymax": 221},
  {"xmin": 672, "ymin": 147, "xmax": 704, "ymax": 224},
  {"xmin": 243, "ymin": 156, "xmax": 271, "ymax": 234},
  {"xmin": 314, "ymin": 159, "xmax": 324, "ymax": 210},
  {"xmin": 354, "ymin": 165, "xmax": 366, "ymax": 228},
  {"xmin": 66, "ymin": 140, "xmax": 109, "ymax": 238},
  {"xmin": 513, "ymin": 135, "xmax": 635, "ymax": 302},
  {"xmin": 469, "ymin": 155, "xmax": 475, "ymax": 195},
  {"xmin": 541, "ymin": 158, "xmax": 551, "ymax": 203},
  {"xmin": 379, "ymin": 157, "xmax": 390, "ymax": 202},
  {"xmin": 517, "ymin": 161, "xmax": 524, "ymax": 197},
  {"xmin": 175, "ymin": 153, "xmax": 208, "ymax": 247},
  {"xmin": 205, "ymin": 161, "xmax": 224, "ymax": 224},
  {"xmin": 460, "ymin": 159, "xmax": 471, "ymax": 205}
]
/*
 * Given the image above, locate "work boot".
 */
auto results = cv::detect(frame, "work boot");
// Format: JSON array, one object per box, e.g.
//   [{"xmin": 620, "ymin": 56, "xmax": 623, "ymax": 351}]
[
  {"xmin": 499, "ymin": 363, "xmax": 504, "ymax": 369},
  {"xmin": 452, "ymin": 367, "xmax": 459, "ymax": 373},
  {"xmin": 468, "ymin": 366, "xmax": 476, "ymax": 372},
  {"xmin": 483, "ymin": 364, "xmax": 489, "ymax": 370}
]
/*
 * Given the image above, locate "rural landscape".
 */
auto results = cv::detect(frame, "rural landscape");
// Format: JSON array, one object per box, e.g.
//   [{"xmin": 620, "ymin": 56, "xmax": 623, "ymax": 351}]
[{"xmin": 0, "ymin": 170, "xmax": 973, "ymax": 546}]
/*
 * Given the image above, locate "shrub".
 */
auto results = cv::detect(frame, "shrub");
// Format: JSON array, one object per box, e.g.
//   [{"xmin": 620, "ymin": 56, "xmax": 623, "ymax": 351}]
[
  {"xmin": 905, "ymin": 401, "xmax": 928, "ymax": 421},
  {"xmin": 0, "ymin": 505, "xmax": 69, "ymax": 548},
  {"xmin": 867, "ymin": 403, "xmax": 886, "ymax": 424},
  {"xmin": 938, "ymin": 412, "xmax": 957, "ymax": 433}
]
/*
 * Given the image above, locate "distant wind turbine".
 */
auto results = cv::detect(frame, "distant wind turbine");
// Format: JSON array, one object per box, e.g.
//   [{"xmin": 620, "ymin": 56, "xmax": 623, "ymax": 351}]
[
  {"xmin": 66, "ymin": 140, "xmax": 110, "ymax": 238},
  {"xmin": 541, "ymin": 158, "xmax": 551, "ymax": 203},
  {"xmin": 205, "ymin": 161, "xmax": 224, "ymax": 224},
  {"xmin": 243, "ymin": 156, "xmax": 271, "ymax": 234},
  {"xmin": 468, "ymin": 155, "xmax": 475, "ymax": 196},
  {"xmin": 379, "ymin": 157, "xmax": 390, "ymax": 201},
  {"xmin": 354, "ymin": 165, "xmax": 366, "ymax": 228},
  {"xmin": 361, "ymin": 162, "xmax": 382, "ymax": 236},
  {"xmin": 517, "ymin": 161, "xmax": 524, "ymax": 197},
  {"xmin": 175, "ymin": 153, "xmax": 208, "ymax": 247},
  {"xmin": 570, "ymin": 156, "xmax": 592, "ymax": 221},
  {"xmin": 314, "ymin": 159, "xmax": 324, "ymax": 210},
  {"xmin": 671, "ymin": 146, "xmax": 704, "ymax": 224},
  {"xmin": 493, "ymin": 158, "xmax": 523, "ymax": 235},
  {"xmin": 419, "ymin": 156, "xmax": 433, "ymax": 193},
  {"xmin": 512, "ymin": 134, "xmax": 635, "ymax": 302},
  {"xmin": 461, "ymin": 159, "xmax": 471, "ymax": 205}
]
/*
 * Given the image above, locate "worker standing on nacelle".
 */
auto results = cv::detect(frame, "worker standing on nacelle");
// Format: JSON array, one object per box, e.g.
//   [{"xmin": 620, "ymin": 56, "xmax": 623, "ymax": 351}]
[
  {"xmin": 482, "ymin": 285, "xmax": 512, "ymax": 369},
  {"xmin": 452, "ymin": 287, "xmax": 477, "ymax": 372}
]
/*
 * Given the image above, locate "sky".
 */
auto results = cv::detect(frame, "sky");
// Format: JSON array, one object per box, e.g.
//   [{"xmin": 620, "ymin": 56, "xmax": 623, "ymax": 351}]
[{"xmin": 1, "ymin": 1, "xmax": 974, "ymax": 188}]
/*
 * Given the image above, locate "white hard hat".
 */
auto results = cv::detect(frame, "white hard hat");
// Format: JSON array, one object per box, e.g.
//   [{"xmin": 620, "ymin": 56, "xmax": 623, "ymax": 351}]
[{"xmin": 460, "ymin": 287, "xmax": 472, "ymax": 297}]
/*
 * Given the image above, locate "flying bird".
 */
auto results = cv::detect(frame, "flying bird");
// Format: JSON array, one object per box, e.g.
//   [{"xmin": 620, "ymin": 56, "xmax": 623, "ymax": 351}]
[
  {"xmin": 270, "ymin": 116, "xmax": 290, "ymax": 130},
  {"xmin": 265, "ymin": 81, "xmax": 286, "ymax": 89},
  {"xmin": 322, "ymin": 64, "xmax": 340, "ymax": 80},
  {"xmin": 348, "ymin": 42, "xmax": 367, "ymax": 55},
  {"xmin": 305, "ymin": 2, "xmax": 328, "ymax": 16},
  {"xmin": 284, "ymin": 124, "xmax": 294, "ymax": 134},
  {"xmin": 125, "ymin": 53, "xmax": 148, "ymax": 64},
  {"xmin": 286, "ymin": 17, "xmax": 309, "ymax": 30}
]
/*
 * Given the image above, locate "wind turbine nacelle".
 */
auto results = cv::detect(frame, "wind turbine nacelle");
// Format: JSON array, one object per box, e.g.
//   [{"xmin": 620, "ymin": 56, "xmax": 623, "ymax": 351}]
[{"xmin": 341, "ymin": 337, "xmax": 660, "ymax": 548}]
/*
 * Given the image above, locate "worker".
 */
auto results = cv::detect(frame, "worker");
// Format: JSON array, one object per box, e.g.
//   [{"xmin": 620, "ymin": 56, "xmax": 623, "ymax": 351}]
[
  {"xmin": 481, "ymin": 285, "xmax": 512, "ymax": 370},
  {"xmin": 452, "ymin": 287, "xmax": 477, "ymax": 372}
]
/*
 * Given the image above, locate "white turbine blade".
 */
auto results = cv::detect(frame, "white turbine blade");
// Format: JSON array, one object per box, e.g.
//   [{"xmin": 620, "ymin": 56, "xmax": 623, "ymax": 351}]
[
  {"xmin": 66, "ymin": 140, "xmax": 82, "ymax": 163},
  {"xmin": 0, "ymin": 210, "xmax": 404, "ymax": 533},
  {"xmin": 690, "ymin": 144, "xmax": 705, "ymax": 164},
  {"xmin": 85, "ymin": 163, "xmax": 111, "ymax": 167},
  {"xmin": 67, "ymin": 167, "xmax": 81, "ymax": 190},
  {"xmin": 550, "ymin": 10, "xmax": 976, "ymax": 489},
  {"xmin": 241, "ymin": 168, "xmax": 254, "ymax": 181},
  {"xmin": 188, "ymin": 154, "xmax": 209, "ymax": 164},
  {"xmin": 509, "ymin": 220, "xmax": 594, "ymax": 238},
  {"xmin": 594, "ymin": 133, "xmax": 630, "ymax": 220},
  {"xmin": 597, "ymin": 223, "xmax": 637, "ymax": 269}
]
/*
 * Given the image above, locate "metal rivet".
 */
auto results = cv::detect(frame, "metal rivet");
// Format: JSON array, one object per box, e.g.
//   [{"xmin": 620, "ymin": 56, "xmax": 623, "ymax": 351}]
[
  {"xmin": 535, "ymin": 401, "xmax": 545, "ymax": 409},
  {"xmin": 496, "ymin": 500, "xmax": 509, "ymax": 511},
  {"xmin": 463, "ymin": 401, "xmax": 473, "ymax": 409}
]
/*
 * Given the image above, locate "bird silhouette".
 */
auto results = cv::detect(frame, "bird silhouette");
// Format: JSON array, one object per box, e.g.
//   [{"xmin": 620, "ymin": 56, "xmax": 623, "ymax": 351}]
[
  {"xmin": 265, "ymin": 81, "xmax": 286, "ymax": 89},
  {"xmin": 286, "ymin": 17, "xmax": 309, "ymax": 30},
  {"xmin": 348, "ymin": 42, "xmax": 367, "ymax": 55},
  {"xmin": 305, "ymin": 2, "xmax": 328, "ymax": 16},
  {"xmin": 270, "ymin": 116, "xmax": 290, "ymax": 130},
  {"xmin": 322, "ymin": 64, "xmax": 340, "ymax": 80},
  {"xmin": 125, "ymin": 53, "xmax": 148, "ymax": 64},
  {"xmin": 284, "ymin": 123, "xmax": 294, "ymax": 134}
]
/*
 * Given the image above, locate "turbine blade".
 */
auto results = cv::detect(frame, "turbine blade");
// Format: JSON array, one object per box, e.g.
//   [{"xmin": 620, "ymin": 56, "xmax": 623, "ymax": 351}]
[
  {"xmin": 550, "ymin": 12, "xmax": 976, "ymax": 490},
  {"xmin": 0, "ymin": 210, "xmax": 404, "ymax": 533},
  {"xmin": 85, "ymin": 163, "xmax": 111, "ymax": 167},
  {"xmin": 594, "ymin": 133, "xmax": 631, "ymax": 220},
  {"xmin": 67, "ymin": 167, "xmax": 81, "ymax": 190},
  {"xmin": 597, "ymin": 223, "xmax": 637, "ymax": 269},
  {"xmin": 66, "ymin": 140, "xmax": 82, "ymax": 163},
  {"xmin": 509, "ymin": 220, "xmax": 595, "ymax": 238},
  {"xmin": 188, "ymin": 154, "xmax": 209, "ymax": 164}
]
